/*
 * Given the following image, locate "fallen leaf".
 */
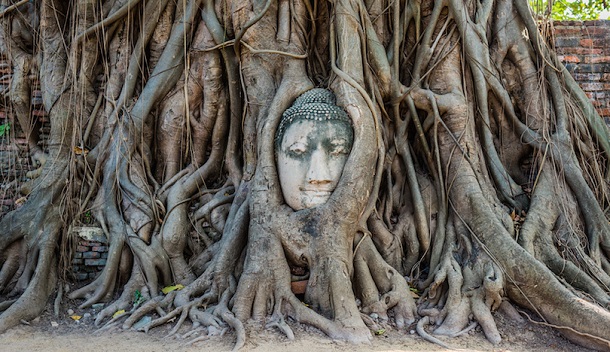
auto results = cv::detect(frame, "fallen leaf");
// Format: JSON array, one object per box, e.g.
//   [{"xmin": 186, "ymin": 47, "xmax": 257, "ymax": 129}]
[
  {"xmin": 70, "ymin": 315, "xmax": 82, "ymax": 321},
  {"xmin": 112, "ymin": 309, "xmax": 126, "ymax": 318},
  {"xmin": 73, "ymin": 146, "xmax": 89, "ymax": 156},
  {"xmin": 161, "ymin": 284, "xmax": 184, "ymax": 294}
]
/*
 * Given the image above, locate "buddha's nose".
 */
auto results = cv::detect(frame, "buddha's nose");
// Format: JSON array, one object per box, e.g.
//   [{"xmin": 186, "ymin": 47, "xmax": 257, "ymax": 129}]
[{"xmin": 307, "ymin": 148, "xmax": 332, "ymax": 185}]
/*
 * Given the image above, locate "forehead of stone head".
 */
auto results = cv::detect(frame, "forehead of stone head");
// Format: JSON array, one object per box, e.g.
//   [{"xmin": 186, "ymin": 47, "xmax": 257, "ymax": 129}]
[{"xmin": 276, "ymin": 89, "xmax": 351, "ymax": 149}]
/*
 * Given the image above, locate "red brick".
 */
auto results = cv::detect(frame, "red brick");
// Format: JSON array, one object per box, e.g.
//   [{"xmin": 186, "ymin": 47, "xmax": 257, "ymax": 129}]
[
  {"xmin": 602, "ymin": 74, "xmax": 610, "ymax": 82},
  {"xmin": 76, "ymin": 245, "xmax": 89, "ymax": 252},
  {"xmin": 558, "ymin": 55, "xmax": 581, "ymax": 63},
  {"xmin": 585, "ymin": 56, "xmax": 610, "ymax": 64},
  {"xmin": 586, "ymin": 27, "xmax": 610, "ymax": 36},
  {"xmin": 580, "ymin": 38, "xmax": 594, "ymax": 47},
  {"xmin": 553, "ymin": 27, "xmax": 583, "ymax": 36},
  {"xmin": 566, "ymin": 47, "xmax": 603, "ymax": 55},
  {"xmin": 598, "ymin": 108, "xmax": 610, "ymax": 117}
]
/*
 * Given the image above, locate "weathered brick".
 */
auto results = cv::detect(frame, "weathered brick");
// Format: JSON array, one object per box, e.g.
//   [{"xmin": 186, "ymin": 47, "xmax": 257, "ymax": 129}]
[
  {"xmin": 74, "ymin": 273, "xmax": 89, "ymax": 281},
  {"xmin": 580, "ymin": 38, "xmax": 594, "ymax": 47},
  {"xmin": 564, "ymin": 47, "xmax": 604, "ymax": 55},
  {"xmin": 585, "ymin": 26, "xmax": 610, "ymax": 36},
  {"xmin": 585, "ymin": 56, "xmax": 610, "ymax": 64},
  {"xmin": 76, "ymin": 245, "xmax": 89, "ymax": 252},
  {"xmin": 571, "ymin": 64, "xmax": 610, "ymax": 74},
  {"xmin": 558, "ymin": 55, "xmax": 581, "ymax": 63},
  {"xmin": 85, "ymin": 258, "xmax": 107, "ymax": 266},
  {"xmin": 82, "ymin": 251, "xmax": 100, "ymax": 259},
  {"xmin": 101, "ymin": 252, "xmax": 108, "ymax": 259},
  {"xmin": 72, "ymin": 258, "xmax": 83, "ymax": 265},
  {"xmin": 572, "ymin": 73, "xmax": 601, "ymax": 81},
  {"xmin": 581, "ymin": 83, "xmax": 605, "ymax": 91},
  {"xmin": 73, "ymin": 252, "xmax": 83, "ymax": 258},
  {"xmin": 602, "ymin": 73, "xmax": 610, "ymax": 82},
  {"xmin": 555, "ymin": 37, "xmax": 579, "ymax": 47},
  {"xmin": 599, "ymin": 108, "xmax": 610, "ymax": 117},
  {"xmin": 92, "ymin": 246, "xmax": 108, "ymax": 252},
  {"xmin": 553, "ymin": 27, "xmax": 584, "ymax": 36}
]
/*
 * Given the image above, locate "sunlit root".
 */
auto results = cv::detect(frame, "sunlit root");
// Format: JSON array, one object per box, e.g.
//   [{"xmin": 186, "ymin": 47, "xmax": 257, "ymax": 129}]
[{"xmin": 354, "ymin": 234, "xmax": 417, "ymax": 328}]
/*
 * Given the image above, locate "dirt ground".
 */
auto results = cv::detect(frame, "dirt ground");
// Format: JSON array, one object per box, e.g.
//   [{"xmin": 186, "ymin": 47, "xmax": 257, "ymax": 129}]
[{"xmin": 0, "ymin": 300, "xmax": 598, "ymax": 352}]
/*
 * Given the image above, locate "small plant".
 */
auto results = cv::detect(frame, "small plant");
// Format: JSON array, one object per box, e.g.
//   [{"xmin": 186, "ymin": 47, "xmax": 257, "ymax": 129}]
[
  {"xmin": 82, "ymin": 210, "xmax": 92, "ymax": 224},
  {"xmin": 133, "ymin": 290, "xmax": 145, "ymax": 308},
  {"xmin": 0, "ymin": 123, "xmax": 10, "ymax": 137}
]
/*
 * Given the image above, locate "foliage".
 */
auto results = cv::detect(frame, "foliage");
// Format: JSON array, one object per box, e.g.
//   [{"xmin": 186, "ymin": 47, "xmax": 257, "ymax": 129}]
[
  {"xmin": 530, "ymin": 0, "xmax": 608, "ymax": 20},
  {"xmin": 0, "ymin": 123, "xmax": 9, "ymax": 137}
]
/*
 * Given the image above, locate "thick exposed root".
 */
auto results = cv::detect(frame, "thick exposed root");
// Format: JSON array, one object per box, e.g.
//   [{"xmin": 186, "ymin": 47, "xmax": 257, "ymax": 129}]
[
  {"xmin": 354, "ymin": 235, "xmax": 417, "ymax": 328},
  {"xmin": 0, "ymin": 239, "xmax": 58, "ymax": 333}
]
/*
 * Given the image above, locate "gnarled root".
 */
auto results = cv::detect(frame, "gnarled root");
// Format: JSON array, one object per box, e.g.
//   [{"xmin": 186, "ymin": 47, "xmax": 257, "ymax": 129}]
[{"xmin": 354, "ymin": 234, "xmax": 417, "ymax": 328}]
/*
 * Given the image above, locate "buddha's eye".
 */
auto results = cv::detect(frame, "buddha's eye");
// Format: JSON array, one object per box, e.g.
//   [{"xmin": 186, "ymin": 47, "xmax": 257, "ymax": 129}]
[
  {"xmin": 287, "ymin": 143, "xmax": 307, "ymax": 157},
  {"xmin": 329, "ymin": 140, "xmax": 350, "ymax": 156},
  {"xmin": 330, "ymin": 146, "xmax": 348, "ymax": 156}
]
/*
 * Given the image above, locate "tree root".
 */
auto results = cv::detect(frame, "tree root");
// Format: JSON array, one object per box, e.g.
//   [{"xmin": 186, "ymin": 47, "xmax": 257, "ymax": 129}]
[{"xmin": 416, "ymin": 316, "xmax": 452, "ymax": 349}]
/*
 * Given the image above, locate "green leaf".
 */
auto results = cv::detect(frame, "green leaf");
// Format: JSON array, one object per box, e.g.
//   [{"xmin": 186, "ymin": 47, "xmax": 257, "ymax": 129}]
[
  {"xmin": 133, "ymin": 290, "xmax": 145, "ymax": 306},
  {"xmin": 0, "ymin": 123, "xmax": 10, "ymax": 137},
  {"xmin": 529, "ymin": 0, "xmax": 607, "ymax": 20}
]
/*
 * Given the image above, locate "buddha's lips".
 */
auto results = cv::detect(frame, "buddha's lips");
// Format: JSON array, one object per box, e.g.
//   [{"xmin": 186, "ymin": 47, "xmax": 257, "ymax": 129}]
[{"xmin": 301, "ymin": 190, "xmax": 332, "ymax": 197}]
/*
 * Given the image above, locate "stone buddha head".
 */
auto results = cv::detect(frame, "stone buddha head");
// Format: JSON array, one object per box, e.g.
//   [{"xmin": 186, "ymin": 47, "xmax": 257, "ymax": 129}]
[{"xmin": 275, "ymin": 89, "xmax": 354, "ymax": 210}]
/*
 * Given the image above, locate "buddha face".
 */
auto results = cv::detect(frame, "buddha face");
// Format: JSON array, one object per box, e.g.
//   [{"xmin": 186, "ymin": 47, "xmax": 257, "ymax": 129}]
[{"xmin": 277, "ymin": 119, "xmax": 353, "ymax": 210}]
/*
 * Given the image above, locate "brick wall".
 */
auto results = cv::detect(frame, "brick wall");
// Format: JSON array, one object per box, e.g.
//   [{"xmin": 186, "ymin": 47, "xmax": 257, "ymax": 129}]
[
  {"xmin": 553, "ymin": 20, "xmax": 610, "ymax": 120},
  {"xmin": 0, "ymin": 60, "xmax": 45, "ymax": 217},
  {"xmin": 71, "ymin": 227, "xmax": 108, "ymax": 281}
]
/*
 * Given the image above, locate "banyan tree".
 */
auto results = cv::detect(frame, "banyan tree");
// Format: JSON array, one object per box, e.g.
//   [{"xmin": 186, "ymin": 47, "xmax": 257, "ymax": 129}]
[{"xmin": 1, "ymin": 0, "xmax": 610, "ymax": 350}]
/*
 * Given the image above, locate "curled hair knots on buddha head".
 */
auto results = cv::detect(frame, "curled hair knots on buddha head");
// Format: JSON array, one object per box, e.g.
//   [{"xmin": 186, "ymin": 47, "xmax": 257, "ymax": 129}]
[{"xmin": 275, "ymin": 88, "xmax": 352, "ymax": 150}]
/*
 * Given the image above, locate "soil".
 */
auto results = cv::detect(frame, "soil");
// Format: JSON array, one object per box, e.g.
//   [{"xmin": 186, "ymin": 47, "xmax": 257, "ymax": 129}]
[{"xmin": 0, "ymin": 294, "xmax": 598, "ymax": 352}]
